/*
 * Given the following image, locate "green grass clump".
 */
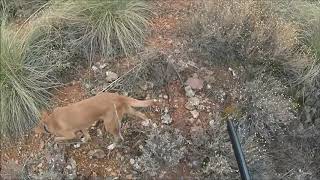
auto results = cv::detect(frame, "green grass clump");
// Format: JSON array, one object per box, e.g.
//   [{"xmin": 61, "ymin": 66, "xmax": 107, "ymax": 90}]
[
  {"xmin": 0, "ymin": 21, "xmax": 57, "ymax": 139},
  {"xmin": 47, "ymin": 0, "xmax": 151, "ymax": 59},
  {"xmin": 78, "ymin": 0, "xmax": 150, "ymax": 58}
]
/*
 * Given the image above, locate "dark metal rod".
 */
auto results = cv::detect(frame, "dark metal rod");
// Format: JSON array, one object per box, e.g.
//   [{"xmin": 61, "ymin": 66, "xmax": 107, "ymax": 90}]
[{"xmin": 227, "ymin": 119, "xmax": 251, "ymax": 180}]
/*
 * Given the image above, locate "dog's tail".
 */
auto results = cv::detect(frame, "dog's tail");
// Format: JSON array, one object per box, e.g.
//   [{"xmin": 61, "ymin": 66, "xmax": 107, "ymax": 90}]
[{"xmin": 127, "ymin": 98, "xmax": 155, "ymax": 107}]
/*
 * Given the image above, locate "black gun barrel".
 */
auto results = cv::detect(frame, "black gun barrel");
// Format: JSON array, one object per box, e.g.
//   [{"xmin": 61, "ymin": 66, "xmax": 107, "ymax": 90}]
[{"xmin": 227, "ymin": 119, "xmax": 251, "ymax": 180}]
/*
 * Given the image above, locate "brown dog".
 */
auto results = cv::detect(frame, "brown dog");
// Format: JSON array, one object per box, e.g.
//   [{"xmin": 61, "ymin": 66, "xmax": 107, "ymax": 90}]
[{"xmin": 36, "ymin": 92, "xmax": 154, "ymax": 144}]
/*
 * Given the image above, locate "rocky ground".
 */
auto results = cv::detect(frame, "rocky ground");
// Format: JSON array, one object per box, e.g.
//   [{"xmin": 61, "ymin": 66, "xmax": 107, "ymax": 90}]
[{"xmin": 0, "ymin": 0, "xmax": 252, "ymax": 179}]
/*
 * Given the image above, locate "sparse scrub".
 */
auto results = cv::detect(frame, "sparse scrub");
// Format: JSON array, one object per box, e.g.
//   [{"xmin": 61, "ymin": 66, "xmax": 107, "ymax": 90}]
[
  {"xmin": 104, "ymin": 50, "xmax": 178, "ymax": 94},
  {"xmin": 266, "ymin": 0, "xmax": 320, "ymax": 124},
  {"xmin": 188, "ymin": 119, "xmax": 238, "ymax": 179},
  {"xmin": 268, "ymin": 0, "xmax": 320, "ymax": 60},
  {"xmin": 0, "ymin": 21, "xmax": 57, "ymax": 139},
  {"xmin": 238, "ymin": 75, "xmax": 297, "ymax": 143},
  {"xmin": 186, "ymin": 0, "xmax": 313, "ymax": 80},
  {"xmin": 134, "ymin": 127, "xmax": 187, "ymax": 177}
]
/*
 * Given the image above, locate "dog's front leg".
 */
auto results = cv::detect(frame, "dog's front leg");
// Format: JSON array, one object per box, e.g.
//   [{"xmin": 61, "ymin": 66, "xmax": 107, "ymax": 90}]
[{"xmin": 54, "ymin": 131, "xmax": 77, "ymax": 143}]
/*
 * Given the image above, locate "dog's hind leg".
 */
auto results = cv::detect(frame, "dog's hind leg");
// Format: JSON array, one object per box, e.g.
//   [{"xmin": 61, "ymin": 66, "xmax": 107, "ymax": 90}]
[
  {"xmin": 128, "ymin": 107, "xmax": 149, "ymax": 121},
  {"xmin": 104, "ymin": 116, "xmax": 123, "ymax": 143},
  {"xmin": 81, "ymin": 129, "xmax": 92, "ymax": 142}
]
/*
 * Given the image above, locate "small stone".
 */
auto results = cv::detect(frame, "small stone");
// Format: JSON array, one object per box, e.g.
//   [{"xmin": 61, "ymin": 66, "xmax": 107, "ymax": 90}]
[
  {"xmin": 88, "ymin": 149, "xmax": 106, "ymax": 159},
  {"xmin": 99, "ymin": 63, "xmax": 107, "ymax": 69},
  {"xmin": 190, "ymin": 110, "xmax": 199, "ymax": 119},
  {"xmin": 91, "ymin": 65, "xmax": 98, "ymax": 72},
  {"xmin": 126, "ymin": 174, "xmax": 133, "ymax": 179},
  {"xmin": 107, "ymin": 143, "xmax": 116, "ymax": 150},
  {"xmin": 185, "ymin": 97, "xmax": 200, "ymax": 110},
  {"xmin": 184, "ymin": 86, "xmax": 195, "ymax": 97},
  {"xmin": 84, "ymin": 83, "xmax": 91, "ymax": 89},
  {"xmin": 141, "ymin": 119, "xmax": 150, "ymax": 127},
  {"xmin": 66, "ymin": 165, "xmax": 72, "ymax": 170},
  {"xmin": 186, "ymin": 77, "xmax": 204, "ymax": 90},
  {"xmin": 161, "ymin": 113, "xmax": 172, "ymax": 125},
  {"xmin": 209, "ymin": 120, "xmax": 215, "ymax": 128},
  {"xmin": 152, "ymin": 123, "xmax": 158, "ymax": 128},
  {"xmin": 130, "ymin": 159, "xmax": 135, "ymax": 165},
  {"xmin": 189, "ymin": 97, "xmax": 200, "ymax": 106},
  {"xmin": 185, "ymin": 103, "xmax": 194, "ymax": 110},
  {"xmin": 228, "ymin": 67, "xmax": 237, "ymax": 77},
  {"xmin": 73, "ymin": 143, "xmax": 81, "ymax": 149},
  {"xmin": 163, "ymin": 95, "xmax": 168, "ymax": 99},
  {"xmin": 206, "ymin": 84, "xmax": 212, "ymax": 89},
  {"xmin": 105, "ymin": 71, "xmax": 118, "ymax": 82}
]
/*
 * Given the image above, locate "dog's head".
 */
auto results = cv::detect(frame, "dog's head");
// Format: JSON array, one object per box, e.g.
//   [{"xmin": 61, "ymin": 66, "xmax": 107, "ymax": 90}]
[{"xmin": 34, "ymin": 111, "xmax": 51, "ymax": 135}]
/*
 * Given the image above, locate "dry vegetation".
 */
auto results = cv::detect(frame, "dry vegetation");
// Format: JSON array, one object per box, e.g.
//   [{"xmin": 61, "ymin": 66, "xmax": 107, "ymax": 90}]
[{"xmin": 1, "ymin": 0, "xmax": 320, "ymax": 179}]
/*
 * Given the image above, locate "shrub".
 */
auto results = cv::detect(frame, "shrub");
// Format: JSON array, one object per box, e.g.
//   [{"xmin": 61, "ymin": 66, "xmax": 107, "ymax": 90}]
[
  {"xmin": 133, "ymin": 127, "xmax": 187, "ymax": 177},
  {"xmin": 188, "ymin": 119, "xmax": 238, "ymax": 179},
  {"xmin": 102, "ymin": 50, "xmax": 178, "ymax": 94},
  {"xmin": 268, "ymin": 0, "xmax": 320, "ymax": 59},
  {"xmin": 186, "ymin": 0, "xmax": 313, "ymax": 80},
  {"xmin": 238, "ymin": 74, "xmax": 297, "ymax": 143},
  {"xmin": 0, "ymin": 20, "xmax": 57, "ymax": 139},
  {"xmin": 266, "ymin": 0, "xmax": 320, "ymax": 124}
]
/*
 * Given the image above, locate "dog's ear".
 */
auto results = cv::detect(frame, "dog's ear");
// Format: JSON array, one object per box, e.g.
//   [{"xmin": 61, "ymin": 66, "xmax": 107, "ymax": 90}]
[{"xmin": 33, "ymin": 111, "xmax": 49, "ymax": 135}]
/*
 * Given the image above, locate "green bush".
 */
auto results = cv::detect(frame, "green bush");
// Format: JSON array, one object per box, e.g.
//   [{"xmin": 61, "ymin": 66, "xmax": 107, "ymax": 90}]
[{"xmin": 0, "ymin": 21, "xmax": 57, "ymax": 139}]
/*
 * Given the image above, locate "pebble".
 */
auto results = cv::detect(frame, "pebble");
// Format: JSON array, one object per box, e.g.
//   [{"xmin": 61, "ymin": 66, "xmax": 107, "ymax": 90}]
[
  {"xmin": 185, "ymin": 86, "xmax": 195, "ymax": 97},
  {"xmin": 161, "ymin": 113, "xmax": 172, "ymax": 125},
  {"xmin": 105, "ymin": 71, "xmax": 118, "ymax": 82},
  {"xmin": 91, "ymin": 65, "xmax": 98, "ymax": 72},
  {"xmin": 141, "ymin": 119, "xmax": 150, "ymax": 127},
  {"xmin": 130, "ymin": 158, "xmax": 135, "ymax": 165},
  {"xmin": 163, "ymin": 95, "xmax": 168, "ymax": 99},
  {"xmin": 99, "ymin": 63, "xmax": 107, "ymax": 69},
  {"xmin": 209, "ymin": 120, "xmax": 215, "ymax": 128},
  {"xmin": 73, "ymin": 143, "xmax": 81, "ymax": 149},
  {"xmin": 88, "ymin": 149, "xmax": 106, "ymax": 159},
  {"xmin": 186, "ymin": 77, "xmax": 204, "ymax": 90},
  {"xmin": 190, "ymin": 110, "xmax": 200, "ymax": 119}
]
